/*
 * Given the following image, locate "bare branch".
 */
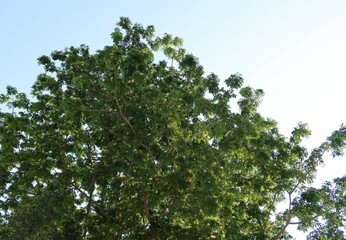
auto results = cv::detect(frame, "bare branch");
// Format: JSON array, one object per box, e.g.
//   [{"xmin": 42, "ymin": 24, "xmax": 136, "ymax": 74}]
[{"xmin": 271, "ymin": 191, "xmax": 293, "ymax": 240}]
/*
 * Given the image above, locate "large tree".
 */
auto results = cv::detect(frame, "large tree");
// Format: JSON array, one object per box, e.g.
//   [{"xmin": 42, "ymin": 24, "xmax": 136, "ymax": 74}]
[{"xmin": 0, "ymin": 18, "xmax": 345, "ymax": 239}]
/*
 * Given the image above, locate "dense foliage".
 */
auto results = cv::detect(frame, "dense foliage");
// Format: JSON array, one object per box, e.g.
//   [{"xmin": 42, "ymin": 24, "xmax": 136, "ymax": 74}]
[{"xmin": 0, "ymin": 18, "xmax": 345, "ymax": 239}]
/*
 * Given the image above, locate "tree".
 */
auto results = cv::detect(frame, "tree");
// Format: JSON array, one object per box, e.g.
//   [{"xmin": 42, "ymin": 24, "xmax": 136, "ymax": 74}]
[{"xmin": 0, "ymin": 17, "xmax": 345, "ymax": 239}]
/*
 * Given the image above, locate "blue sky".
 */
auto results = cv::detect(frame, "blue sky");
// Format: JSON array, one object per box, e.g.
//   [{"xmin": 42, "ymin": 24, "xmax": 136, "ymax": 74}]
[{"xmin": 1, "ymin": 1, "xmax": 345, "ymax": 238}]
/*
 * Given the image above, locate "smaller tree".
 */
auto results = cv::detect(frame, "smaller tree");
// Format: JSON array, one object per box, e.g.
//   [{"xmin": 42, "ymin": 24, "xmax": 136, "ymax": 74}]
[{"xmin": 0, "ymin": 17, "xmax": 345, "ymax": 239}]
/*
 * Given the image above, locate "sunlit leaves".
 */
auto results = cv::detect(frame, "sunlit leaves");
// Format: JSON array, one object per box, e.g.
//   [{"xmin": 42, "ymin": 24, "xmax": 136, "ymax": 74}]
[{"xmin": 0, "ymin": 17, "xmax": 345, "ymax": 239}]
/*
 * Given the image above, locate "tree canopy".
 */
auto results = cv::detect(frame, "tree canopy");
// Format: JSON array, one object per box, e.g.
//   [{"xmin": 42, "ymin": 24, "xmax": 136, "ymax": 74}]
[{"xmin": 0, "ymin": 17, "xmax": 346, "ymax": 239}]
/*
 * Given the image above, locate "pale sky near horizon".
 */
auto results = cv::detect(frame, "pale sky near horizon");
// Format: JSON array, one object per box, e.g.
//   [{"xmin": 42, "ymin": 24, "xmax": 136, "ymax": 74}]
[{"xmin": 1, "ymin": 1, "xmax": 345, "ymax": 238}]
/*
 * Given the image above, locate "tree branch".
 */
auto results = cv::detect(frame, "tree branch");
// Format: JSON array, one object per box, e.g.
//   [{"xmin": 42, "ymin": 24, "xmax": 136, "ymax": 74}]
[
  {"xmin": 289, "ymin": 214, "xmax": 320, "ymax": 225},
  {"xmin": 271, "ymin": 192, "xmax": 293, "ymax": 240},
  {"xmin": 83, "ymin": 177, "xmax": 96, "ymax": 237},
  {"xmin": 71, "ymin": 177, "xmax": 109, "ymax": 221},
  {"xmin": 113, "ymin": 87, "xmax": 136, "ymax": 136}
]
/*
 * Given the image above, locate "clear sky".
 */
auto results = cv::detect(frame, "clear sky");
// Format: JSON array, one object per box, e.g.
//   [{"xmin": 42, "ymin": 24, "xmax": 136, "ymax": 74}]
[{"xmin": 1, "ymin": 1, "xmax": 345, "ymax": 238}]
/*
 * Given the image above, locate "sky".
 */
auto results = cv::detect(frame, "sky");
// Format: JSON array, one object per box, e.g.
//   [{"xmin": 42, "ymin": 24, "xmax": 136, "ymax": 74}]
[{"xmin": 1, "ymin": 1, "xmax": 345, "ymax": 238}]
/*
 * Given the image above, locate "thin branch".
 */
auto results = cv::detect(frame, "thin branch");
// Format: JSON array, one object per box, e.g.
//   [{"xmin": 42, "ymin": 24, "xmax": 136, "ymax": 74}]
[
  {"xmin": 142, "ymin": 187, "xmax": 152, "ymax": 223},
  {"xmin": 113, "ymin": 90, "xmax": 136, "ymax": 136},
  {"xmin": 289, "ymin": 215, "xmax": 320, "ymax": 225},
  {"xmin": 83, "ymin": 177, "xmax": 96, "ymax": 238},
  {"xmin": 288, "ymin": 221, "xmax": 301, "ymax": 225},
  {"xmin": 71, "ymin": 178, "xmax": 109, "ymax": 221},
  {"xmin": 78, "ymin": 108, "xmax": 111, "ymax": 112},
  {"xmin": 89, "ymin": 84, "xmax": 136, "ymax": 133},
  {"xmin": 271, "ymin": 191, "xmax": 293, "ymax": 240}
]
